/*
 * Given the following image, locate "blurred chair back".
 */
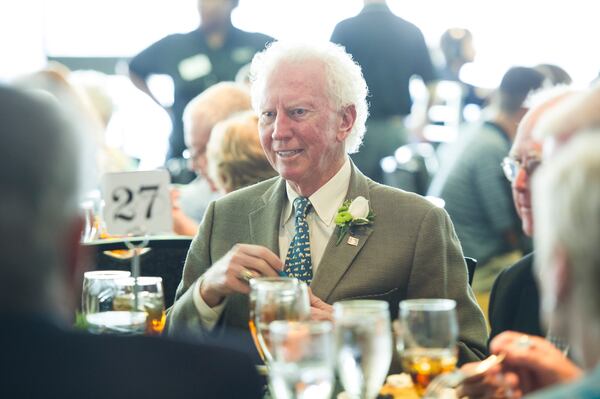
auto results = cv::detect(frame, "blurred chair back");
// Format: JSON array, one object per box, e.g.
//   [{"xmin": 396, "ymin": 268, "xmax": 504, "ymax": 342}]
[
  {"xmin": 83, "ymin": 236, "xmax": 191, "ymax": 308},
  {"xmin": 464, "ymin": 256, "xmax": 477, "ymax": 286},
  {"xmin": 381, "ymin": 142, "xmax": 439, "ymax": 195}
]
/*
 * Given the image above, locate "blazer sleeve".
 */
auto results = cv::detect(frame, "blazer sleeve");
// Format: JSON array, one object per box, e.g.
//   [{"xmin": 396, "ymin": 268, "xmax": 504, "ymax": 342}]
[
  {"xmin": 165, "ymin": 201, "xmax": 217, "ymax": 337},
  {"xmin": 408, "ymin": 206, "xmax": 489, "ymax": 363}
]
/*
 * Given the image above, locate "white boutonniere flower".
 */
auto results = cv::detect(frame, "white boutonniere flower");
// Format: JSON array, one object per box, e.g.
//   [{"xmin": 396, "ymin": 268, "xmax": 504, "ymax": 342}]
[{"xmin": 334, "ymin": 196, "xmax": 375, "ymax": 245}]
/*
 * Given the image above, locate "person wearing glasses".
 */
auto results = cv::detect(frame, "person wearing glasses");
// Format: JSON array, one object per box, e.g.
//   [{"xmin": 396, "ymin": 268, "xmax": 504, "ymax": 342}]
[
  {"xmin": 428, "ymin": 67, "xmax": 545, "ymax": 315},
  {"xmin": 490, "ymin": 88, "xmax": 577, "ymax": 343}
]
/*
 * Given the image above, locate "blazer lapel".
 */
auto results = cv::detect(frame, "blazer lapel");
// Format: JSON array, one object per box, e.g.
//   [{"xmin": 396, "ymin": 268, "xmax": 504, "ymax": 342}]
[
  {"xmin": 311, "ymin": 165, "xmax": 374, "ymax": 302},
  {"xmin": 224, "ymin": 178, "xmax": 286, "ymax": 330},
  {"xmin": 248, "ymin": 178, "xmax": 286, "ymax": 254}
]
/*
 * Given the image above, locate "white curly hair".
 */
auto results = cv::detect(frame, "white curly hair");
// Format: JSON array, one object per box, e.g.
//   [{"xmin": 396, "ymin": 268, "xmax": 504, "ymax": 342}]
[{"xmin": 249, "ymin": 41, "xmax": 369, "ymax": 154}]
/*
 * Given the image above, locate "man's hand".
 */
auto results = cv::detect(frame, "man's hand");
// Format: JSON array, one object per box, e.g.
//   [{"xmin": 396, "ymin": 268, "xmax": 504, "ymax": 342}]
[
  {"xmin": 457, "ymin": 361, "xmax": 521, "ymax": 399},
  {"xmin": 200, "ymin": 244, "xmax": 282, "ymax": 307},
  {"xmin": 308, "ymin": 288, "xmax": 333, "ymax": 321},
  {"xmin": 481, "ymin": 331, "xmax": 582, "ymax": 396}
]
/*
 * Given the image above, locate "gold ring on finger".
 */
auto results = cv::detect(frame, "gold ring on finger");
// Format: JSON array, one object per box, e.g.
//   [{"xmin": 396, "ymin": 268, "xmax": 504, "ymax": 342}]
[{"xmin": 239, "ymin": 268, "xmax": 255, "ymax": 282}]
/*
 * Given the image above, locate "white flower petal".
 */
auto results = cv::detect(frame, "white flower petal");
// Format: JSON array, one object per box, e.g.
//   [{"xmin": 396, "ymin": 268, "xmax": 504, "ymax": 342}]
[{"xmin": 348, "ymin": 196, "xmax": 369, "ymax": 219}]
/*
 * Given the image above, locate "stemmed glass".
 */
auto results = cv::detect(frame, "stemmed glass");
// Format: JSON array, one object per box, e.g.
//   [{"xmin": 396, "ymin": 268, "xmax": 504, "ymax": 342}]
[
  {"xmin": 334, "ymin": 300, "xmax": 393, "ymax": 399},
  {"xmin": 249, "ymin": 277, "xmax": 310, "ymax": 363},
  {"xmin": 268, "ymin": 320, "xmax": 335, "ymax": 399},
  {"xmin": 395, "ymin": 299, "xmax": 459, "ymax": 396}
]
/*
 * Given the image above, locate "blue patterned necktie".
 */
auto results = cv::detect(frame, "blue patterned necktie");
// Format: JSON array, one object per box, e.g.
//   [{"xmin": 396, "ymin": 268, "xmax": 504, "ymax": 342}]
[{"xmin": 285, "ymin": 196, "xmax": 313, "ymax": 283}]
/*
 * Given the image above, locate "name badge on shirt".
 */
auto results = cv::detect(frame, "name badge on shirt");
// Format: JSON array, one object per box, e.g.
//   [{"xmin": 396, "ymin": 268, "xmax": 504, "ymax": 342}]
[
  {"xmin": 231, "ymin": 47, "xmax": 254, "ymax": 64},
  {"xmin": 178, "ymin": 54, "xmax": 212, "ymax": 81}
]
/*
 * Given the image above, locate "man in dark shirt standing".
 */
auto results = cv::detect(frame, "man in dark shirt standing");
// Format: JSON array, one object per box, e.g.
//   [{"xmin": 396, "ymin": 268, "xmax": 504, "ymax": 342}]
[
  {"xmin": 330, "ymin": 0, "xmax": 436, "ymax": 183},
  {"xmin": 129, "ymin": 0, "xmax": 271, "ymax": 162}
]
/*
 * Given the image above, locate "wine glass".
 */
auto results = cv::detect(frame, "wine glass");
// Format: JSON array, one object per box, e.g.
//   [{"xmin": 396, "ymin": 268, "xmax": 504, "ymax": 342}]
[
  {"xmin": 395, "ymin": 299, "xmax": 458, "ymax": 396},
  {"xmin": 268, "ymin": 320, "xmax": 335, "ymax": 399},
  {"xmin": 334, "ymin": 300, "xmax": 393, "ymax": 399},
  {"xmin": 249, "ymin": 277, "xmax": 310, "ymax": 363}
]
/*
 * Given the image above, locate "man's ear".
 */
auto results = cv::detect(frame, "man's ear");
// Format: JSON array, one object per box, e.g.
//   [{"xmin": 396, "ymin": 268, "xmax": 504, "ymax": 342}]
[
  {"xmin": 337, "ymin": 105, "xmax": 357, "ymax": 142},
  {"xmin": 64, "ymin": 215, "xmax": 92, "ymax": 306}
]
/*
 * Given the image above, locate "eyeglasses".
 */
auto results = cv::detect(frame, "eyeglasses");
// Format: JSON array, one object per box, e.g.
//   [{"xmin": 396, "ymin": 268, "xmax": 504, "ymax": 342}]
[{"xmin": 501, "ymin": 156, "xmax": 542, "ymax": 182}]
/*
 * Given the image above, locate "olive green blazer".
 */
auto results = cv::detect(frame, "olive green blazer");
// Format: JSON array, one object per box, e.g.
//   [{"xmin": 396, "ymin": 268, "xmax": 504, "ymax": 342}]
[{"xmin": 167, "ymin": 164, "xmax": 488, "ymax": 365}]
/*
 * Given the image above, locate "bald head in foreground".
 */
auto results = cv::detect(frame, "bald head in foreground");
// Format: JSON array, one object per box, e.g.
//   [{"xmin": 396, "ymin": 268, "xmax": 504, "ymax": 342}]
[{"xmin": 0, "ymin": 85, "xmax": 262, "ymax": 399}]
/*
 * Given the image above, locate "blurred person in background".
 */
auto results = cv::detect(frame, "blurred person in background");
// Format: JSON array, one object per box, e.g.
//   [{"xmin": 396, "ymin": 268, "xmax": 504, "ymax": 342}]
[
  {"xmin": 330, "ymin": 0, "xmax": 437, "ymax": 183},
  {"xmin": 172, "ymin": 81, "xmax": 252, "ymax": 235},
  {"xmin": 206, "ymin": 111, "xmax": 277, "ymax": 194},
  {"xmin": 438, "ymin": 27, "xmax": 490, "ymax": 111},
  {"xmin": 128, "ymin": 0, "xmax": 272, "ymax": 171},
  {"xmin": 533, "ymin": 63, "xmax": 572, "ymax": 86},
  {"xmin": 428, "ymin": 66, "xmax": 545, "ymax": 316},
  {"xmin": 0, "ymin": 85, "xmax": 263, "ymax": 399}
]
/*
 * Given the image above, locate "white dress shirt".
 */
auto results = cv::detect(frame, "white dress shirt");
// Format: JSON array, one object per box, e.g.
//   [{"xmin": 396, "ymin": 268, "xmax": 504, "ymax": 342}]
[{"xmin": 192, "ymin": 158, "xmax": 352, "ymax": 329}]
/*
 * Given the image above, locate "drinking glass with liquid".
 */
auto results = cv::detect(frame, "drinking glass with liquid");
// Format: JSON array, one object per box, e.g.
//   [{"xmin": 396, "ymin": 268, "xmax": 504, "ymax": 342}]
[
  {"xmin": 334, "ymin": 300, "xmax": 393, "ymax": 399},
  {"xmin": 268, "ymin": 320, "xmax": 335, "ymax": 399},
  {"xmin": 395, "ymin": 299, "xmax": 459, "ymax": 396},
  {"xmin": 85, "ymin": 275, "xmax": 165, "ymax": 336},
  {"xmin": 249, "ymin": 277, "xmax": 310, "ymax": 363}
]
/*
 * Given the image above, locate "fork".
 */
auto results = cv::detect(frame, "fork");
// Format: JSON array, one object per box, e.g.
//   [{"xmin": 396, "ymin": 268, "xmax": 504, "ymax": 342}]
[{"xmin": 423, "ymin": 353, "xmax": 506, "ymax": 398}]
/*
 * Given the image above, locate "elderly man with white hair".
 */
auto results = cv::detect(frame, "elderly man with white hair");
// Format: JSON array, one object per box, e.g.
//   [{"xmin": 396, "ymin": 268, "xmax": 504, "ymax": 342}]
[{"xmin": 166, "ymin": 41, "xmax": 488, "ymax": 367}]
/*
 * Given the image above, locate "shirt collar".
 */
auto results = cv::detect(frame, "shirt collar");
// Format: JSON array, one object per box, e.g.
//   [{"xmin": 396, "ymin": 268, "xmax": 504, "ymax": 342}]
[{"xmin": 283, "ymin": 157, "xmax": 352, "ymax": 226}]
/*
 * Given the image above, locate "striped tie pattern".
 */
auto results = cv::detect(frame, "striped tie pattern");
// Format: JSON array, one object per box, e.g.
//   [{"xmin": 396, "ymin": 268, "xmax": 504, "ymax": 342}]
[{"xmin": 285, "ymin": 197, "xmax": 312, "ymax": 283}]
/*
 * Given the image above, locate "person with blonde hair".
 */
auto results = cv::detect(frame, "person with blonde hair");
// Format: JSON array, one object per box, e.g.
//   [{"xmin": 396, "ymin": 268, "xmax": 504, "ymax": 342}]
[{"xmin": 206, "ymin": 111, "xmax": 276, "ymax": 194}]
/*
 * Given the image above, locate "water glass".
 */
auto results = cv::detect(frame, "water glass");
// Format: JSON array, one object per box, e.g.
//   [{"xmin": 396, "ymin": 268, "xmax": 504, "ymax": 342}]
[
  {"xmin": 396, "ymin": 299, "xmax": 459, "ymax": 395},
  {"xmin": 268, "ymin": 320, "xmax": 335, "ymax": 399},
  {"xmin": 334, "ymin": 300, "xmax": 393, "ymax": 399},
  {"xmin": 81, "ymin": 270, "xmax": 131, "ymax": 315}
]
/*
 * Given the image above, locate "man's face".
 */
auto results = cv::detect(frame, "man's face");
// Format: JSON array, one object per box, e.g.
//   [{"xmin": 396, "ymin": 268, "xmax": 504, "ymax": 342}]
[
  {"xmin": 508, "ymin": 128, "xmax": 542, "ymax": 237},
  {"xmin": 257, "ymin": 60, "xmax": 353, "ymax": 196},
  {"xmin": 197, "ymin": 0, "xmax": 234, "ymax": 32}
]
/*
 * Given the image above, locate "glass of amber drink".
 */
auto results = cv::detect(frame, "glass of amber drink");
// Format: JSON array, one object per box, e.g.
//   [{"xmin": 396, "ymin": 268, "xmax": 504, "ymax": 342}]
[
  {"xmin": 249, "ymin": 277, "xmax": 310, "ymax": 363},
  {"xmin": 396, "ymin": 299, "xmax": 458, "ymax": 396},
  {"xmin": 111, "ymin": 276, "xmax": 166, "ymax": 335}
]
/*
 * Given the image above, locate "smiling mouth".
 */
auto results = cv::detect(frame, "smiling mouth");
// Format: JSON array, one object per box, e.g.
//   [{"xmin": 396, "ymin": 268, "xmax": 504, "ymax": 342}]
[{"xmin": 276, "ymin": 150, "xmax": 303, "ymax": 158}]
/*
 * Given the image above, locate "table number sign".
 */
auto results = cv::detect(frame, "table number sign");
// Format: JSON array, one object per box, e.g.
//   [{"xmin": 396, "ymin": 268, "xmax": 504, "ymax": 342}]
[{"xmin": 101, "ymin": 170, "xmax": 172, "ymax": 235}]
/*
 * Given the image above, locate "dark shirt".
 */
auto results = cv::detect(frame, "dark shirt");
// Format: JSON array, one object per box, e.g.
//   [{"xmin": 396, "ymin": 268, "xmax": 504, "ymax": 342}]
[
  {"xmin": 488, "ymin": 252, "xmax": 543, "ymax": 342},
  {"xmin": 129, "ymin": 25, "xmax": 272, "ymax": 159},
  {"xmin": 330, "ymin": 3, "xmax": 436, "ymax": 118}
]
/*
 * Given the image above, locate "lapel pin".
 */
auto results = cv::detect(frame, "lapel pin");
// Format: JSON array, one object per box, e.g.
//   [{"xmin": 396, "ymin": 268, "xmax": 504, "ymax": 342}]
[{"xmin": 347, "ymin": 236, "xmax": 359, "ymax": 246}]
